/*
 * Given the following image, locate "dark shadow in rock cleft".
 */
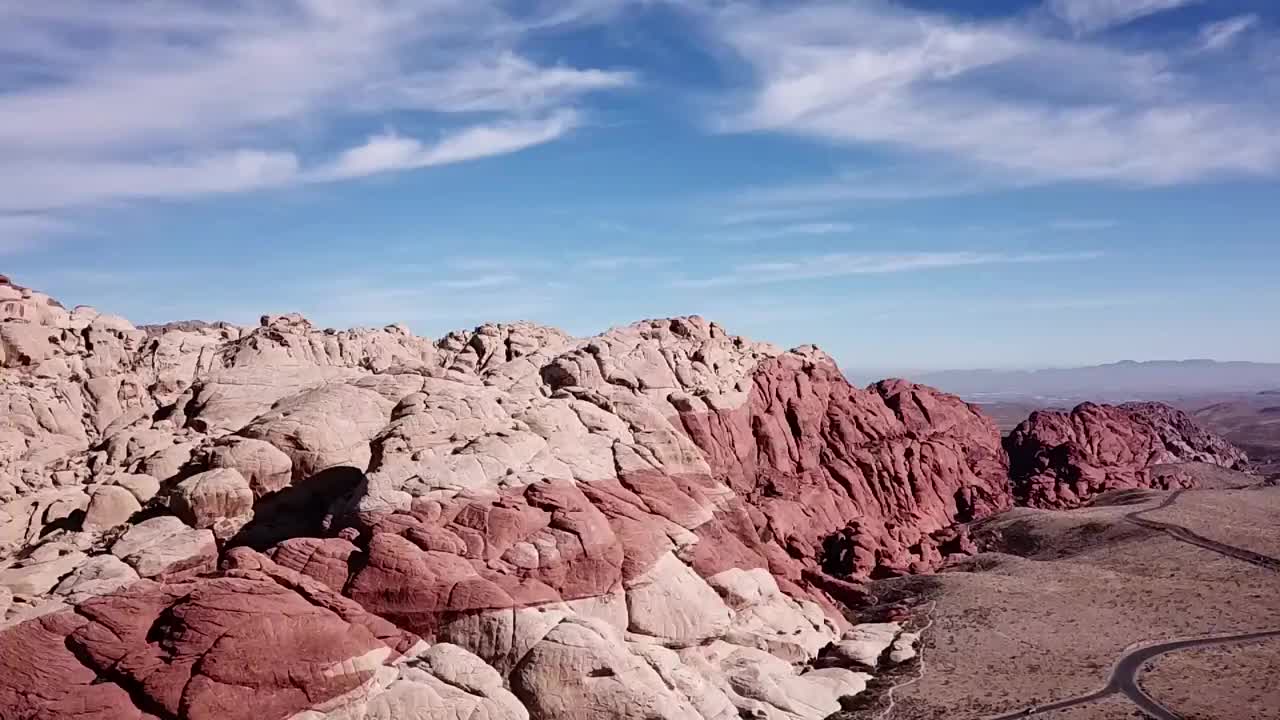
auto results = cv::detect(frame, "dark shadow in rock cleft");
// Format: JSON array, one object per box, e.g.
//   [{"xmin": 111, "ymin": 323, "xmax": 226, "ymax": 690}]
[{"xmin": 227, "ymin": 466, "xmax": 367, "ymax": 550}]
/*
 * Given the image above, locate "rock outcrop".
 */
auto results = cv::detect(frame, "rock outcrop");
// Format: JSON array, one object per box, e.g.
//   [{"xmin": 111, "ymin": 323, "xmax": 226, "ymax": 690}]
[
  {"xmin": 0, "ymin": 274, "xmax": 1247, "ymax": 720},
  {"xmin": 1006, "ymin": 401, "xmax": 1250, "ymax": 508}
]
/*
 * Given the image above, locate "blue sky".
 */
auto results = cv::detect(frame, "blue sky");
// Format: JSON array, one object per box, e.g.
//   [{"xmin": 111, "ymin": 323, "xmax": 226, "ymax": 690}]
[{"xmin": 2, "ymin": 0, "xmax": 1278, "ymax": 372}]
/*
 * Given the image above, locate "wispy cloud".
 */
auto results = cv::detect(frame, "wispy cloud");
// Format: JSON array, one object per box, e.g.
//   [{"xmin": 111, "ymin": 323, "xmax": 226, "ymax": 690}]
[
  {"xmin": 670, "ymin": 250, "xmax": 1104, "ymax": 288},
  {"xmin": 1049, "ymin": 218, "xmax": 1119, "ymax": 231},
  {"xmin": 716, "ymin": 206, "xmax": 850, "ymax": 227},
  {"xmin": 708, "ymin": 221, "xmax": 862, "ymax": 244},
  {"xmin": 702, "ymin": 1, "xmax": 1280, "ymax": 187},
  {"xmin": 363, "ymin": 52, "xmax": 634, "ymax": 114},
  {"xmin": 0, "ymin": 213, "xmax": 74, "ymax": 253},
  {"xmin": 1197, "ymin": 14, "xmax": 1258, "ymax": 53},
  {"xmin": 726, "ymin": 167, "xmax": 1012, "ymax": 213},
  {"xmin": 437, "ymin": 273, "xmax": 521, "ymax": 290},
  {"xmin": 576, "ymin": 255, "xmax": 675, "ymax": 271},
  {"xmin": 0, "ymin": 2, "xmax": 631, "ymax": 219},
  {"xmin": 1047, "ymin": 0, "xmax": 1201, "ymax": 34},
  {"xmin": 316, "ymin": 113, "xmax": 579, "ymax": 181},
  {"xmin": 440, "ymin": 252, "xmax": 680, "ymax": 274}
]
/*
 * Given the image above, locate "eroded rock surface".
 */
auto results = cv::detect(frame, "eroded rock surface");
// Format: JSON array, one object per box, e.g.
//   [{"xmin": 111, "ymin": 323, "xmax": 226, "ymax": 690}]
[
  {"xmin": 1006, "ymin": 401, "xmax": 1250, "ymax": 508},
  {"xmin": 0, "ymin": 275, "xmax": 1247, "ymax": 719}
]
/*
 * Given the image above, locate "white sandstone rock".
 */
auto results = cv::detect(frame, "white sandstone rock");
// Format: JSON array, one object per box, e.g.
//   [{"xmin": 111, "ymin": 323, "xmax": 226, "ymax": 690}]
[
  {"xmin": 167, "ymin": 467, "xmax": 254, "ymax": 528},
  {"xmin": 111, "ymin": 515, "xmax": 216, "ymax": 577},
  {"xmin": 53, "ymin": 553, "xmax": 139, "ymax": 603},
  {"xmin": 830, "ymin": 622, "xmax": 902, "ymax": 670},
  {"xmin": 82, "ymin": 484, "xmax": 142, "ymax": 529}
]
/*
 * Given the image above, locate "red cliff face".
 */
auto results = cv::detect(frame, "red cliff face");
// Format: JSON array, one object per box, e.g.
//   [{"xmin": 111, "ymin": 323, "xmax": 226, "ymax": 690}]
[
  {"xmin": 678, "ymin": 355, "xmax": 1012, "ymax": 581},
  {"xmin": 1006, "ymin": 401, "xmax": 1250, "ymax": 508}
]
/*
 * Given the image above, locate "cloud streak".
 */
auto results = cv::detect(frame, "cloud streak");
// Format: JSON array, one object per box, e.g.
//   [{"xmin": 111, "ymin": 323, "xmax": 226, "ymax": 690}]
[
  {"xmin": 0, "ymin": 1, "xmax": 630, "ymax": 218},
  {"xmin": 1047, "ymin": 0, "xmax": 1200, "ymax": 33},
  {"xmin": 317, "ymin": 112, "xmax": 580, "ymax": 181},
  {"xmin": 704, "ymin": 1, "xmax": 1280, "ymax": 186},
  {"xmin": 1198, "ymin": 14, "xmax": 1258, "ymax": 52},
  {"xmin": 671, "ymin": 250, "xmax": 1104, "ymax": 288}
]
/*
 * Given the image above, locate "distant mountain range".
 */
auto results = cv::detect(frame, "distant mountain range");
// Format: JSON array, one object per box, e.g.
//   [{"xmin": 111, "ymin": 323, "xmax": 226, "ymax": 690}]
[{"xmin": 909, "ymin": 360, "xmax": 1280, "ymax": 401}]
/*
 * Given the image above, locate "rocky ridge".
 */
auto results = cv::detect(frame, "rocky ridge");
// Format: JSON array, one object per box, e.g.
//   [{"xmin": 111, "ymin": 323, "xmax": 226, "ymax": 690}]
[
  {"xmin": 0, "ymin": 275, "xmax": 1249, "ymax": 719},
  {"xmin": 1006, "ymin": 401, "xmax": 1250, "ymax": 508}
]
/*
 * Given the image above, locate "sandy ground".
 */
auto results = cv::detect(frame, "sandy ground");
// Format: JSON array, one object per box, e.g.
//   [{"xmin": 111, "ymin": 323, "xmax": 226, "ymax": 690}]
[
  {"xmin": 1144, "ymin": 485, "xmax": 1280, "ymax": 558},
  {"xmin": 1033, "ymin": 695, "xmax": 1145, "ymax": 719},
  {"xmin": 1141, "ymin": 637, "xmax": 1280, "ymax": 720},
  {"xmin": 835, "ymin": 488, "xmax": 1280, "ymax": 720}
]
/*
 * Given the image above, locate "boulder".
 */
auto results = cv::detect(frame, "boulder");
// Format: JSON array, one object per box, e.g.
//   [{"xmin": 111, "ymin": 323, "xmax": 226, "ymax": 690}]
[
  {"xmin": 0, "ymin": 545, "xmax": 88, "ymax": 597},
  {"xmin": 680, "ymin": 641, "xmax": 871, "ymax": 719},
  {"xmin": 136, "ymin": 441, "xmax": 195, "ymax": 482},
  {"xmin": 82, "ymin": 484, "xmax": 142, "ymax": 529},
  {"xmin": 239, "ymin": 384, "xmax": 393, "ymax": 482},
  {"xmin": 206, "ymin": 436, "xmax": 294, "ymax": 497},
  {"xmin": 111, "ymin": 473, "xmax": 161, "ymax": 503},
  {"xmin": 510, "ymin": 617, "xmax": 704, "ymax": 720},
  {"xmin": 53, "ymin": 554, "xmax": 139, "ymax": 603},
  {"xmin": 888, "ymin": 631, "xmax": 920, "ymax": 665},
  {"xmin": 827, "ymin": 623, "xmax": 901, "ymax": 670},
  {"xmin": 167, "ymin": 468, "xmax": 254, "ymax": 529},
  {"xmin": 624, "ymin": 551, "xmax": 733, "ymax": 644},
  {"xmin": 110, "ymin": 515, "xmax": 217, "ymax": 577}
]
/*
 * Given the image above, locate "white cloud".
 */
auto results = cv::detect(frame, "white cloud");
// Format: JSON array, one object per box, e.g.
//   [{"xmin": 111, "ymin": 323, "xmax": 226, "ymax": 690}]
[
  {"xmin": 576, "ymin": 255, "xmax": 675, "ymax": 271},
  {"xmin": 318, "ymin": 112, "xmax": 579, "ymax": 180},
  {"xmin": 446, "ymin": 257, "xmax": 555, "ymax": 273},
  {"xmin": 0, "ymin": 213, "xmax": 74, "ymax": 253},
  {"xmin": 784, "ymin": 222, "xmax": 857, "ymax": 235},
  {"xmin": 0, "ymin": 1, "xmax": 630, "ymax": 221},
  {"xmin": 671, "ymin": 250, "xmax": 1104, "ymax": 288},
  {"xmin": 707, "ymin": 220, "xmax": 862, "ymax": 244},
  {"xmin": 729, "ymin": 166, "xmax": 1009, "ymax": 211},
  {"xmin": 4, "ymin": 150, "xmax": 302, "ymax": 212},
  {"xmin": 1047, "ymin": 0, "xmax": 1200, "ymax": 33},
  {"xmin": 705, "ymin": 1, "xmax": 1280, "ymax": 186},
  {"xmin": 1049, "ymin": 218, "xmax": 1119, "ymax": 231},
  {"xmin": 369, "ymin": 53, "xmax": 634, "ymax": 114},
  {"xmin": 1198, "ymin": 14, "xmax": 1258, "ymax": 52},
  {"xmin": 716, "ymin": 206, "xmax": 849, "ymax": 226},
  {"xmin": 437, "ymin": 273, "xmax": 521, "ymax": 290}
]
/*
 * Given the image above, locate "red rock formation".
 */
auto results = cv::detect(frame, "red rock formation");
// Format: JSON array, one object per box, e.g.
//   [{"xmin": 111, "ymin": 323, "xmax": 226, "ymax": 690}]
[
  {"xmin": 678, "ymin": 356, "xmax": 1011, "ymax": 581},
  {"xmin": 265, "ymin": 354, "xmax": 1012, "ymax": 649},
  {"xmin": 2, "ymin": 274, "xmax": 1252, "ymax": 720},
  {"xmin": 1006, "ymin": 401, "xmax": 1249, "ymax": 508},
  {"xmin": 0, "ymin": 549, "xmax": 423, "ymax": 720}
]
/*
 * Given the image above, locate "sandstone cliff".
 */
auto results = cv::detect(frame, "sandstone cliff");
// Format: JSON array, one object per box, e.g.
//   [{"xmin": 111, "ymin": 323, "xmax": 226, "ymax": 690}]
[{"xmin": 0, "ymin": 275, "xmax": 1248, "ymax": 720}]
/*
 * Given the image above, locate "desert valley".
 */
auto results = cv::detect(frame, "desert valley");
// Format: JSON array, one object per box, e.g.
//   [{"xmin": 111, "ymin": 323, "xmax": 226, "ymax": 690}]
[{"xmin": 2, "ymin": 274, "xmax": 1276, "ymax": 720}]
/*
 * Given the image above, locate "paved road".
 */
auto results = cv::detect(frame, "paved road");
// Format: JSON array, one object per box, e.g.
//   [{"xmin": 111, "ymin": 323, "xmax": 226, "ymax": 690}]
[
  {"xmin": 984, "ymin": 489, "xmax": 1280, "ymax": 720},
  {"xmin": 985, "ymin": 629, "xmax": 1280, "ymax": 720},
  {"xmin": 1125, "ymin": 490, "xmax": 1280, "ymax": 572}
]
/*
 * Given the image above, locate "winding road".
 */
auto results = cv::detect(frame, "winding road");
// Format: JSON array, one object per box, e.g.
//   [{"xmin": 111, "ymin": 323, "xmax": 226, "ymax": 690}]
[
  {"xmin": 983, "ymin": 489, "xmax": 1280, "ymax": 720},
  {"xmin": 1125, "ymin": 490, "xmax": 1280, "ymax": 572}
]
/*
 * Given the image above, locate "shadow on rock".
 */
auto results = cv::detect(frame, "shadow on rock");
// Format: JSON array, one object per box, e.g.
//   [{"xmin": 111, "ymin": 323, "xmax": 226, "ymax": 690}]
[{"xmin": 227, "ymin": 466, "xmax": 367, "ymax": 550}]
